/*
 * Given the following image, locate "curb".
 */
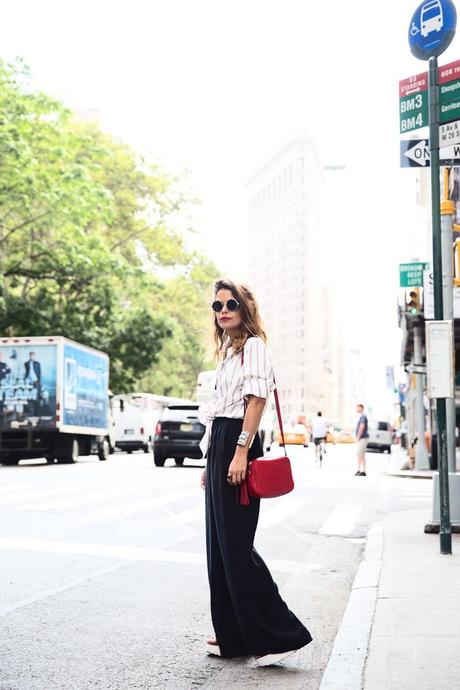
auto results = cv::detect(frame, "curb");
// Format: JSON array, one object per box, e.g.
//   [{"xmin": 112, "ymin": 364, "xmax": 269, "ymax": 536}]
[
  {"xmin": 386, "ymin": 470, "xmax": 433, "ymax": 479},
  {"xmin": 319, "ymin": 521, "xmax": 384, "ymax": 690}
]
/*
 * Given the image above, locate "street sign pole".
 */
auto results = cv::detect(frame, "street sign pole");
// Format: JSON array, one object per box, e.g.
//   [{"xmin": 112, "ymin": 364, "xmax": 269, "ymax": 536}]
[
  {"xmin": 429, "ymin": 55, "xmax": 452, "ymax": 554},
  {"xmin": 440, "ymin": 169, "xmax": 457, "ymax": 473}
]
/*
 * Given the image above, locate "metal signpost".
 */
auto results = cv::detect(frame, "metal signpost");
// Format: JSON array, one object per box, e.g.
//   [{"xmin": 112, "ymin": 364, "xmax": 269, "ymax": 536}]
[{"xmin": 408, "ymin": 0, "xmax": 457, "ymax": 554}]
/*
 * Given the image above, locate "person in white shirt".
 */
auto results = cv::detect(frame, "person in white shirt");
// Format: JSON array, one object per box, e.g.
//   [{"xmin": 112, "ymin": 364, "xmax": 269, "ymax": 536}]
[
  {"xmin": 310, "ymin": 411, "xmax": 327, "ymax": 463},
  {"xmin": 198, "ymin": 278, "xmax": 312, "ymax": 666}
]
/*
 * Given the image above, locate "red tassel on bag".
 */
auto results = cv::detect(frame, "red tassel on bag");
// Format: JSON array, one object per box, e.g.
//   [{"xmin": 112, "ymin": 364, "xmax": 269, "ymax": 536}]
[{"xmin": 239, "ymin": 477, "xmax": 250, "ymax": 506}]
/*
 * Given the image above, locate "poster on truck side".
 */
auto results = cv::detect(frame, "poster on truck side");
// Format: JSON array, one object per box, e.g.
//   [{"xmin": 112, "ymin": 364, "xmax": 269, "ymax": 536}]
[
  {"xmin": 0, "ymin": 344, "xmax": 57, "ymax": 429},
  {"xmin": 62, "ymin": 342, "xmax": 109, "ymax": 431}
]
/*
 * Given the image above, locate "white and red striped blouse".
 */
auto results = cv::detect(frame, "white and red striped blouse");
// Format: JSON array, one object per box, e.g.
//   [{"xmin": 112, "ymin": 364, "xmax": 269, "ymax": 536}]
[{"xmin": 198, "ymin": 336, "xmax": 274, "ymax": 454}]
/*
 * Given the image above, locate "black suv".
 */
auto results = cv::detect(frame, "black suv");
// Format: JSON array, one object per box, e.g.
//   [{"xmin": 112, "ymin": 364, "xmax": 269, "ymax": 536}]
[{"xmin": 153, "ymin": 404, "xmax": 205, "ymax": 467}]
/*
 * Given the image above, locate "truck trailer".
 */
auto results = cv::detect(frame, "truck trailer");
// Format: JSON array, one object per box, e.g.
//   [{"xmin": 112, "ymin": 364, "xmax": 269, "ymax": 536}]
[{"xmin": 0, "ymin": 336, "xmax": 110, "ymax": 465}]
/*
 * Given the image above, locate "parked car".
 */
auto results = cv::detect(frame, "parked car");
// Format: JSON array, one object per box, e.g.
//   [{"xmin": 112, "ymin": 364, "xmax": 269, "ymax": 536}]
[
  {"xmin": 276, "ymin": 423, "xmax": 309, "ymax": 446},
  {"xmin": 153, "ymin": 404, "xmax": 205, "ymax": 467},
  {"xmin": 367, "ymin": 420, "xmax": 393, "ymax": 453}
]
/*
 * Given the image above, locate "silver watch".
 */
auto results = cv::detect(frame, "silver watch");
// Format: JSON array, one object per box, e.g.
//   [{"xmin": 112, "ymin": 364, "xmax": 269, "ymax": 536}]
[{"xmin": 237, "ymin": 431, "xmax": 250, "ymax": 447}]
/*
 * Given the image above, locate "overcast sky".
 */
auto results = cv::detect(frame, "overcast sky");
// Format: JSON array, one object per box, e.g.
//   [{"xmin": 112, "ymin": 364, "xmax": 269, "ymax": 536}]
[{"xmin": 0, "ymin": 0, "xmax": 454, "ymax": 416}]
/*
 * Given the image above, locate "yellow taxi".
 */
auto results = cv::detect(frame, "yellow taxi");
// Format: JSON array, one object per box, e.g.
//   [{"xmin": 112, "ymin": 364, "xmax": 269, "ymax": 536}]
[
  {"xmin": 335, "ymin": 429, "xmax": 355, "ymax": 444},
  {"xmin": 275, "ymin": 423, "xmax": 309, "ymax": 446}
]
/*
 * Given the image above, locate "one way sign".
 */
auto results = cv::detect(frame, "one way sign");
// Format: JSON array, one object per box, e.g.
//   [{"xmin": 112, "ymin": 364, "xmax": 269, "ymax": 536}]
[{"xmin": 400, "ymin": 140, "xmax": 460, "ymax": 167}]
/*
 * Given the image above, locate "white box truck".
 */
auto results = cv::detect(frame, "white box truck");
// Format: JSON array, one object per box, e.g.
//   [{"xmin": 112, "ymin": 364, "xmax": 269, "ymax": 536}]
[{"xmin": 0, "ymin": 336, "xmax": 110, "ymax": 465}]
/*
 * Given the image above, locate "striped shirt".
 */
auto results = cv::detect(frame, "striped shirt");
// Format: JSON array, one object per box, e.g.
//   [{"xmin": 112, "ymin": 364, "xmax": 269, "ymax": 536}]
[{"xmin": 198, "ymin": 336, "xmax": 275, "ymax": 454}]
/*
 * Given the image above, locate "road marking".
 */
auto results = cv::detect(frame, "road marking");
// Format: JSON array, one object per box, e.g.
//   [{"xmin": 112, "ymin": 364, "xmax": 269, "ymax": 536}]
[
  {"xmin": 402, "ymin": 493, "xmax": 432, "ymax": 499},
  {"xmin": 0, "ymin": 486, "xmax": 84, "ymax": 505},
  {"xmin": 319, "ymin": 504, "xmax": 363, "ymax": 536},
  {"xmin": 24, "ymin": 488, "xmax": 130, "ymax": 511},
  {"xmin": 402, "ymin": 487, "xmax": 432, "ymax": 494},
  {"xmin": 169, "ymin": 505, "xmax": 204, "ymax": 523},
  {"xmin": 259, "ymin": 497, "xmax": 305, "ymax": 529},
  {"xmin": 0, "ymin": 484, "xmax": 30, "ymax": 493},
  {"xmin": 94, "ymin": 490, "xmax": 195, "ymax": 517},
  {"xmin": 0, "ymin": 536, "xmax": 321, "ymax": 574}
]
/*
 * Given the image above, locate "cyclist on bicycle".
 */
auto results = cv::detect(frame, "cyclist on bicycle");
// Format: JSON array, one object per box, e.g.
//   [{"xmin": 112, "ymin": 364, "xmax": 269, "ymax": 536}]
[{"xmin": 310, "ymin": 411, "xmax": 327, "ymax": 463}]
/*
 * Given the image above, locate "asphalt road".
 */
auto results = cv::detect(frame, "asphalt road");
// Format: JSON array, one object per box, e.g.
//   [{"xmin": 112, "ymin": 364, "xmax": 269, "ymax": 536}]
[{"xmin": 0, "ymin": 444, "xmax": 432, "ymax": 690}]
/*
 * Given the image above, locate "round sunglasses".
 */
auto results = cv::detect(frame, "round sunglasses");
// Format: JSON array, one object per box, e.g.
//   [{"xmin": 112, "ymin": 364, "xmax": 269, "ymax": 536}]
[{"xmin": 211, "ymin": 299, "xmax": 240, "ymax": 313}]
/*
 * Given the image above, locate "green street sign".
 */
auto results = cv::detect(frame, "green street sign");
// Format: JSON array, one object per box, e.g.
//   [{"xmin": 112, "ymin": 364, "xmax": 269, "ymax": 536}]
[
  {"xmin": 440, "ymin": 78, "xmax": 460, "ymax": 123},
  {"xmin": 399, "ymin": 262, "xmax": 429, "ymax": 287},
  {"xmin": 400, "ymin": 91, "xmax": 428, "ymax": 133}
]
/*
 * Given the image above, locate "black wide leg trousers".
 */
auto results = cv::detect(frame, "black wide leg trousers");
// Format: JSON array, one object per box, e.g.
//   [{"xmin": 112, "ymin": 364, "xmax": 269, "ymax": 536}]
[{"xmin": 205, "ymin": 417, "xmax": 312, "ymax": 658}]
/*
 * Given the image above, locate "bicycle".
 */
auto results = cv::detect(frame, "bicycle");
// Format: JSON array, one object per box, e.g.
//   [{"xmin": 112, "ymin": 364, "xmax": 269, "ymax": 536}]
[{"xmin": 313, "ymin": 437, "xmax": 326, "ymax": 467}]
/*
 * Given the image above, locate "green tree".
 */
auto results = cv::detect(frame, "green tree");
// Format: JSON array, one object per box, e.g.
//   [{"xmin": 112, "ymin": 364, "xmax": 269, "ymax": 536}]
[{"xmin": 0, "ymin": 59, "xmax": 219, "ymax": 394}]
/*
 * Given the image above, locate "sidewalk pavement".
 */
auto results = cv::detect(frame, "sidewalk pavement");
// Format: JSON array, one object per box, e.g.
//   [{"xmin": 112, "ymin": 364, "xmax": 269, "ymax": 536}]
[{"xmin": 320, "ymin": 509, "xmax": 460, "ymax": 690}]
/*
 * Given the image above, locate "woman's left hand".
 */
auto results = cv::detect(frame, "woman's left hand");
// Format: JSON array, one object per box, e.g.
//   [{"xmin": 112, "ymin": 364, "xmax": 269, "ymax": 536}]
[{"xmin": 227, "ymin": 448, "xmax": 248, "ymax": 486}]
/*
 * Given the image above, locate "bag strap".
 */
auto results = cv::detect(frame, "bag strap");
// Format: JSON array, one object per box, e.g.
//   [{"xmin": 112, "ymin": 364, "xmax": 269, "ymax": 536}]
[{"xmin": 241, "ymin": 346, "xmax": 286, "ymax": 453}]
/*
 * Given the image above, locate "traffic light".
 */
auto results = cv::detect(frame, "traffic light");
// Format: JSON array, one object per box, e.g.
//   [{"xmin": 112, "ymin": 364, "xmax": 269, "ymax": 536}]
[{"xmin": 406, "ymin": 288, "xmax": 420, "ymax": 314}]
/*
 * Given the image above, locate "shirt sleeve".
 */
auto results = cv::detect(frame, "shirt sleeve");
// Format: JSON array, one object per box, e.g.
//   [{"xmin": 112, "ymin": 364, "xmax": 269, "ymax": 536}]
[{"xmin": 242, "ymin": 337, "xmax": 274, "ymax": 400}]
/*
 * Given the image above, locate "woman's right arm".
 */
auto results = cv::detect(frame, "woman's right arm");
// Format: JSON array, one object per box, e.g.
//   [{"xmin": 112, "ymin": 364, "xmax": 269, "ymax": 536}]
[{"xmin": 200, "ymin": 468, "xmax": 206, "ymax": 490}]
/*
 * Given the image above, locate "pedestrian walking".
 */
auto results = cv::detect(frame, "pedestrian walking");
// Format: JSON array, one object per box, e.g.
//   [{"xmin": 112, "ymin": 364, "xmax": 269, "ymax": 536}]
[
  {"xmin": 198, "ymin": 278, "xmax": 312, "ymax": 666},
  {"xmin": 355, "ymin": 403, "xmax": 369, "ymax": 476}
]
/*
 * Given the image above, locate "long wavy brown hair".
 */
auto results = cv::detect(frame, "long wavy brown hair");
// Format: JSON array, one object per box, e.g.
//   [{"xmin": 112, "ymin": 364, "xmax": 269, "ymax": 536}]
[{"xmin": 212, "ymin": 278, "xmax": 267, "ymax": 360}]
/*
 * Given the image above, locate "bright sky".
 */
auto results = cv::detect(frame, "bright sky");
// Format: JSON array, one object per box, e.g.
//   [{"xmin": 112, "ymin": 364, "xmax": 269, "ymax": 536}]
[{"xmin": 1, "ymin": 0, "xmax": 455, "ymax": 416}]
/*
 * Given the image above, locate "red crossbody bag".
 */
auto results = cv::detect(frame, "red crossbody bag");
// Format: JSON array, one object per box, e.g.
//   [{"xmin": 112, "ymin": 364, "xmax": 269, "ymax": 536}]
[{"xmin": 238, "ymin": 348, "xmax": 294, "ymax": 506}]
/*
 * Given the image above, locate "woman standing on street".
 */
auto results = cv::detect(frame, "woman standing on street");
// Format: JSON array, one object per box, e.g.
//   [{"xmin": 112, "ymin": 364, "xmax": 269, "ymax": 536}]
[{"xmin": 198, "ymin": 278, "xmax": 312, "ymax": 666}]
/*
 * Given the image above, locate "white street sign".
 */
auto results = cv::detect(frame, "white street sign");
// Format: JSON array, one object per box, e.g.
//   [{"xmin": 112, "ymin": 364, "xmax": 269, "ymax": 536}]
[
  {"xmin": 440, "ymin": 119, "xmax": 460, "ymax": 147},
  {"xmin": 426, "ymin": 320, "xmax": 454, "ymax": 399},
  {"xmin": 401, "ymin": 139, "xmax": 460, "ymax": 167},
  {"xmin": 403, "ymin": 139, "xmax": 430, "ymax": 166},
  {"xmin": 423, "ymin": 269, "xmax": 460, "ymax": 318}
]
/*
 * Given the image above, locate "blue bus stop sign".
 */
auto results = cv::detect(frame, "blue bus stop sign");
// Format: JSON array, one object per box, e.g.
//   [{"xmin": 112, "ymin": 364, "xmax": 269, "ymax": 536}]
[{"xmin": 409, "ymin": 0, "xmax": 457, "ymax": 60}]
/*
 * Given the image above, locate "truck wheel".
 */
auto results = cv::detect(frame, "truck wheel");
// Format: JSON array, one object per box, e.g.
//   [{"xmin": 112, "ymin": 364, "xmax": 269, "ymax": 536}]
[
  {"xmin": 174, "ymin": 458, "xmax": 184, "ymax": 466},
  {"xmin": 143, "ymin": 443, "xmax": 150, "ymax": 453},
  {"xmin": 71, "ymin": 439, "xmax": 80, "ymax": 463},
  {"xmin": 154, "ymin": 455, "xmax": 166, "ymax": 467},
  {"xmin": 98, "ymin": 439, "xmax": 109, "ymax": 462},
  {"xmin": 57, "ymin": 440, "xmax": 79, "ymax": 464},
  {"xmin": 46, "ymin": 456, "xmax": 55, "ymax": 464}
]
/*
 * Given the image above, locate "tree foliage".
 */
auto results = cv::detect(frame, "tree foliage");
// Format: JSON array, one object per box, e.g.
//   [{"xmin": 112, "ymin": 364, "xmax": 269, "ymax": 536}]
[{"xmin": 0, "ymin": 59, "xmax": 219, "ymax": 394}]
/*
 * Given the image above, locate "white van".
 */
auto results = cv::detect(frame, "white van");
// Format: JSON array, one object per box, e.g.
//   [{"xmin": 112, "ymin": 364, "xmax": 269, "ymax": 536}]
[
  {"xmin": 196, "ymin": 370, "xmax": 217, "ymax": 403},
  {"xmin": 367, "ymin": 420, "xmax": 393, "ymax": 454},
  {"xmin": 112, "ymin": 393, "xmax": 164, "ymax": 453},
  {"xmin": 112, "ymin": 393, "xmax": 195, "ymax": 453}
]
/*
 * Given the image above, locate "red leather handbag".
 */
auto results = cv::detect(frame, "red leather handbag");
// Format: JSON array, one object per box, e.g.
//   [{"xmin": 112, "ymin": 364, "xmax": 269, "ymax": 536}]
[{"xmin": 239, "ymin": 351, "xmax": 294, "ymax": 506}]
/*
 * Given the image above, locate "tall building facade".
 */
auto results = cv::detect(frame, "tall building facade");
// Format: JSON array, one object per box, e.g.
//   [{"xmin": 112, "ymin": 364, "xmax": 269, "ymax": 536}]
[{"xmin": 247, "ymin": 135, "xmax": 324, "ymax": 424}]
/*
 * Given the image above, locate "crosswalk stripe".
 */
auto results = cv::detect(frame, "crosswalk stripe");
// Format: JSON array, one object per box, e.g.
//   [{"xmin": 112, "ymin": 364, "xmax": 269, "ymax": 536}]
[
  {"xmin": 259, "ymin": 497, "xmax": 305, "ymax": 529},
  {"xmin": 0, "ymin": 486, "xmax": 84, "ymax": 505},
  {"xmin": 0, "ymin": 484, "xmax": 30, "ymax": 493},
  {"xmin": 0, "ymin": 536, "xmax": 321, "ymax": 574},
  {"xmin": 169, "ymin": 505, "xmax": 204, "ymax": 523},
  {"xmin": 319, "ymin": 504, "xmax": 363, "ymax": 536},
  {"xmin": 94, "ymin": 490, "xmax": 195, "ymax": 517},
  {"xmin": 403, "ymin": 496, "xmax": 432, "ymax": 501},
  {"xmin": 24, "ymin": 488, "xmax": 131, "ymax": 511}
]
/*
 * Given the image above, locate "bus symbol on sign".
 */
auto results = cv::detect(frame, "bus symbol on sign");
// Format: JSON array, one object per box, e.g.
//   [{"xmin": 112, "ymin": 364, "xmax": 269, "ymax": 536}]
[{"xmin": 421, "ymin": 0, "xmax": 444, "ymax": 37}]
